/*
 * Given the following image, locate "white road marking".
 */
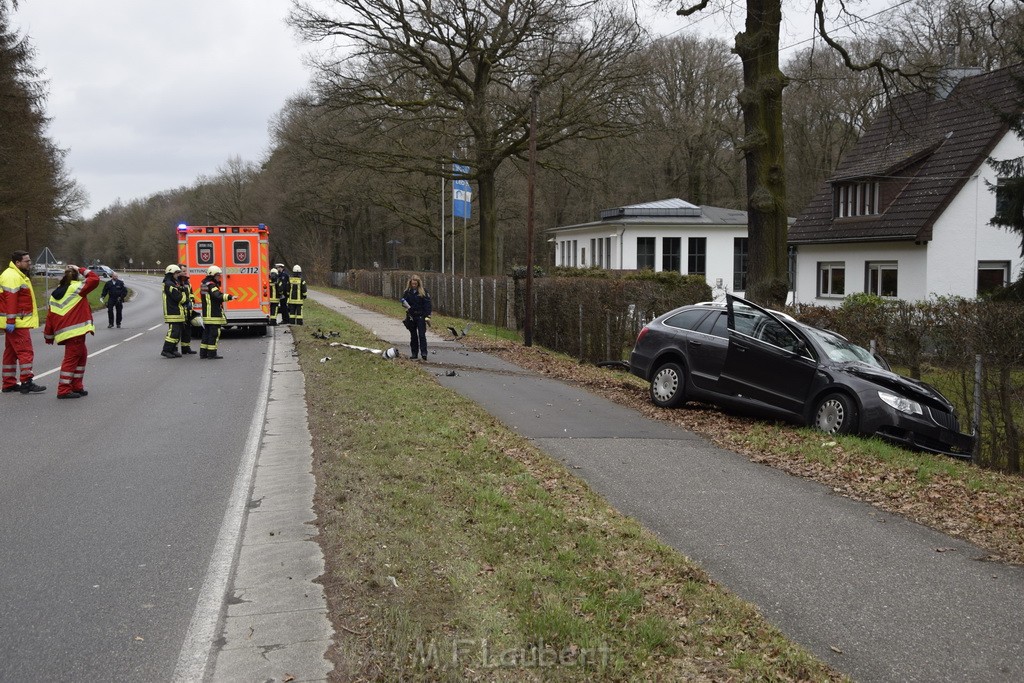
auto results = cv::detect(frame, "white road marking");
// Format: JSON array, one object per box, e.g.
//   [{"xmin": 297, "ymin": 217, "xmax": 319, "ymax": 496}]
[{"xmin": 172, "ymin": 331, "xmax": 275, "ymax": 682}]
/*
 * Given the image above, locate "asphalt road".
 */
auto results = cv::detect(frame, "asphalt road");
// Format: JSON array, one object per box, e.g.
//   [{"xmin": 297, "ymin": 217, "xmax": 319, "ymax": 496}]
[{"xmin": 0, "ymin": 274, "xmax": 272, "ymax": 681}]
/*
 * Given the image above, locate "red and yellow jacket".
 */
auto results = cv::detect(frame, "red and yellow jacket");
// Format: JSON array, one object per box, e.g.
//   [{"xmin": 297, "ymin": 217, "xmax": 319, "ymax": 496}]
[
  {"xmin": 44, "ymin": 269, "xmax": 100, "ymax": 345},
  {"xmin": 0, "ymin": 261, "xmax": 39, "ymax": 329}
]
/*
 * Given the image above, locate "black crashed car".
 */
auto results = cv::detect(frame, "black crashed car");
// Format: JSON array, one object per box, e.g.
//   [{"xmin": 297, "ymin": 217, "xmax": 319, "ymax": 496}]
[{"xmin": 629, "ymin": 295, "xmax": 975, "ymax": 459}]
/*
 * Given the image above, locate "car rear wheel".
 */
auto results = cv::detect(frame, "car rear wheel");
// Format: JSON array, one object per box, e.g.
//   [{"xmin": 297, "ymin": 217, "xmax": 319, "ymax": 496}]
[
  {"xmin": 813, "ymin": 392, "xmax": 857, "ymax": 435},
  {"xmin": 650, "ymin": 361, "xmax": 687, "ymax": 408}
]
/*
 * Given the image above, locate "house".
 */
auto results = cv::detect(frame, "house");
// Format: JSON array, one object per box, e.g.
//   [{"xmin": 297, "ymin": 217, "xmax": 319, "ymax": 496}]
[
  {"xmin": 548, "ymin": 198, "xmax": 758, "ymax": 296},
  {"xmin": 790, "ymin": 65, "xmax": 1024, "ymax": 306}
]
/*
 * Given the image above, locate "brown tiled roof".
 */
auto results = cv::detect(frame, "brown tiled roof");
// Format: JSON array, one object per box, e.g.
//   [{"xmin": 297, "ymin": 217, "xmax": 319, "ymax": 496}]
[{"xmin": 790, "ymin": 64, "xmax": 1024, "ymax": 244}]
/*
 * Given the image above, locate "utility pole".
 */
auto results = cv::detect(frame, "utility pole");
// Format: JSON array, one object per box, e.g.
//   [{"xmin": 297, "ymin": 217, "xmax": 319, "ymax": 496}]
[{"xmin": 524, "ymin": 80, "xmax": 539, "ymax": 347}]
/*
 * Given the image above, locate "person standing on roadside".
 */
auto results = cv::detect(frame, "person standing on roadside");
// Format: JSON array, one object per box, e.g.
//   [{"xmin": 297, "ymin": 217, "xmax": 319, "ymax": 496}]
[
  {"xmin": 1, "ymin": 251, "xmax": 46, "ymax": 394},
  {"xmin": 400, "ymin": 274, "xmax": 432, "ymax": 360},
  {"xmin": 275, "ymin": 263, "xmax": 290, "ymax": 324},
  {"xmin": 100, "ymin": 271, "xmax": 128, "ymax": 328},
  {"xmin": 43, "ymin": 265, "xmax": 99, "ymax": 399},
  {"xmin": 176, "ymin": 266, "xmax": 198, "ymax": 355},
  {"xmin": 287, "ymin": 265, "xmax": 307, "ymax": 325},
  {"xmin": 199, "ymin": 265, "xmax": 234, "ymax": 359},
  {"xmin": 268, "ymin": 267, "xmax": 280, "ymax": 325},
  {"xmin": 160, "ymin": 264, "xmax": 185, "ymax": 359}
]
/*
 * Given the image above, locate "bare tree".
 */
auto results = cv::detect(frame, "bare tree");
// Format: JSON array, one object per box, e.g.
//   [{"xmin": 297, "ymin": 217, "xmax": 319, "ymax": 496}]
[
  {"xmin": 783, "ymin": 43, "xmax": 883, "ymax": 213},
  {"xmin": 289, "ymin": 0, "xmax": 650, "ymax": 275}
]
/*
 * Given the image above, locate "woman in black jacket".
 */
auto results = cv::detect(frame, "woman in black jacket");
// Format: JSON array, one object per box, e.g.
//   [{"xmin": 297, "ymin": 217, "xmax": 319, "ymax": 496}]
[{"xmin": 400, "ymin": 274, "xmax": 432, "ymax": 360}]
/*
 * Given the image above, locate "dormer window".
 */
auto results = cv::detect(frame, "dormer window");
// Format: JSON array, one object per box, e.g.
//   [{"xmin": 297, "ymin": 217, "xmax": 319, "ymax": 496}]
[{"xmin": 834, "ymin": 180, "xmax": 880, "ymax": 217}]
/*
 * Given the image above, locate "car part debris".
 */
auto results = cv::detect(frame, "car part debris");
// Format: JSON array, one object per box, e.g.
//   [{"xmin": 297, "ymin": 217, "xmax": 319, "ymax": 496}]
[{"xmin": 335, "ymin": 342, "xmax": 400, "ymax": 359}]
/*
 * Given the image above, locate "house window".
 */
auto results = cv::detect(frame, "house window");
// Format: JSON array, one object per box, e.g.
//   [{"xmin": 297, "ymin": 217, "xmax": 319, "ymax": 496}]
[
  {"xmin": 590, "ymin": 239, "xmax": 597, "ymax": 268},
  {"xmin": 818, "ymin": 262, "xmax": 845, "ymax": 297},
  {"xmin": 978, "ymin": 261, "xmax": 1010, "ymax": 294},
  {"xmin": 788, "ymin": 245, "xmax": 797, "ymax": 292},
  {"xmin": 637, "ymin": 237, "xmax": 655, "ymax": 270},
  {"xmin": 663, "ymin": 237, "xmax": 681, "ymax": 273},
  {"xmin": 688, "ymin": 237, "xmax": 706, "ymax": 275},
  {"xmin": 866, "ymin": 261, "xmax": 898, "ymax": 297},
  {"xmin": 733, "ymin": 238, "xmax": 748, "ymax": 291},
  {"xmin": 834, "ymin": 180, "xmax": 880, "ymax": 217},
  {"xmin": 572, "ymin": 240, "xmax": 577, "ymax": 267},
  {"xmin": 604, "ymin": 237, "xmax": 611, "ymax": 268}
]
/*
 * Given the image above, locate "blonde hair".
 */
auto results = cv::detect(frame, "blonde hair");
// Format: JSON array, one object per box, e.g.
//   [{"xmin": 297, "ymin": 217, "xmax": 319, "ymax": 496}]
[{"xmin": 406, "ymin": 274, "xmax": 425, "ymax": 296}]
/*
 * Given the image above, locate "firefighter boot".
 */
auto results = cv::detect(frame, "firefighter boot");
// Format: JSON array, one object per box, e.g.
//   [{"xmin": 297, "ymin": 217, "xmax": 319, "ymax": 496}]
[{"xmin": 199, "ymin": 349, "xmax": 208, "ymax": 359}]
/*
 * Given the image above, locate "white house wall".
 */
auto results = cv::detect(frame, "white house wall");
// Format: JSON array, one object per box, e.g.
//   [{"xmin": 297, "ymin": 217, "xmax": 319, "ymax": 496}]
[
  {"xmin": 794, "ymin": 242, "xmax": 929, "ymax": 307},
  {"xmin": 554, "ymin": 223, "xmax": 747, "ymax": 295},
  {"xmin": 927, "ymin": 130, "xmax": 1024, "ymax": 296}
]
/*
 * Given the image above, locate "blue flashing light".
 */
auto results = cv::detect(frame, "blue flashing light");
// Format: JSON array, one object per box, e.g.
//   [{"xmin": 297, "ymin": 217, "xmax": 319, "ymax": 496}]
[
  {"xmin": 177, "ymin": 223, "xmax": 188, "ymax": 232},
  {"xmin": 258, "ymin": 223, "xmax": 266, "ymax": 229}
]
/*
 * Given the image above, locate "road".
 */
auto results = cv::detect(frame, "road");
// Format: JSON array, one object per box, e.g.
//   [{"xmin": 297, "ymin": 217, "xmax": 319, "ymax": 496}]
[{"xmin": 0, "ymin": 274, "xmax": 272, "ymax": 681}]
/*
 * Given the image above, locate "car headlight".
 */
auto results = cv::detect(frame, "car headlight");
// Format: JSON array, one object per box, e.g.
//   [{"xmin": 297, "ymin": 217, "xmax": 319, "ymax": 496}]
[{"xmin": 878, "ymin": 391, "xmax": 923, "ymax": 416}]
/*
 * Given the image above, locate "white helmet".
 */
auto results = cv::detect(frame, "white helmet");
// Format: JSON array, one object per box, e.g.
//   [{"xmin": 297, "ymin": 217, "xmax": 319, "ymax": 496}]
[
  {"xmin": 165, "ymin": 264, "xmax": 181, "ymax": 274},
  {"xmin": 270, "ymin": 267, "xmax": 278, "ymax": 274},
  {"xmin": 292, "ymin": 265, "xmax": 302, "ymax": 273},
  {"xmin": 207, "ymin": 265, "xmax": 222, "ymax": 276}
]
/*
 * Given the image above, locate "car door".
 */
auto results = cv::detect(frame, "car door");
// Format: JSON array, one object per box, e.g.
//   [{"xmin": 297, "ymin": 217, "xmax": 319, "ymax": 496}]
[
  {"xmin": 686, "ymin": 310, "xmax": 730, "ymax": 390},
  {"xmin": 719, "ymin": 295, "xmax": 818, "ymax": 415}
]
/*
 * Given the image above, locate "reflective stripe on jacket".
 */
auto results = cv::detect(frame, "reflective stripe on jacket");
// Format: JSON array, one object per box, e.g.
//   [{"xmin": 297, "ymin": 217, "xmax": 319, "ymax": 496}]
[
  {"xmin": 201, "ymin": 276, "xmax": 229, "ymax": 324},
  {"xmin": 0, "ymin": 262, "xmax": 39, "ymax": 329},
  {"xmin": 162, "ymin": 274, "xmax": 185, "ymax": 323},
  {"xmin": 287, "ymin": 276, "xmax": 307, "ymax": 304},
  {"xmin": 44, "ymin": 269, "xmax": 99, "ymax": 344}
]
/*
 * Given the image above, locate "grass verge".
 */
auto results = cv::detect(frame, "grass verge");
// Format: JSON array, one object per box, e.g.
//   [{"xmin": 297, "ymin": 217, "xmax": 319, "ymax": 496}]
[{"xmin": 295, "ymin": 302, "xmax": 843, "ymax": 681}]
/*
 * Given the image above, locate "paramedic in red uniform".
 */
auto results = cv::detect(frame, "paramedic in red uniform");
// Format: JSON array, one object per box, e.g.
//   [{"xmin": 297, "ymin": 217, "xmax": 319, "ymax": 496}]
[
  {"xmin": 1, "ymin": 250, "xmax": 46, "ymax": 394},
  {"xmin": 43, "ymin": 265, "xmax": 99, "ymax": 399}
]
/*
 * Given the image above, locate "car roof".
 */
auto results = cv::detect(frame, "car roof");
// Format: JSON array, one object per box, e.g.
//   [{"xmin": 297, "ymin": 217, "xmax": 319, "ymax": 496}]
[{"xmin": 688, "ymin": 300, "xmax": 798, "ymax": 323}]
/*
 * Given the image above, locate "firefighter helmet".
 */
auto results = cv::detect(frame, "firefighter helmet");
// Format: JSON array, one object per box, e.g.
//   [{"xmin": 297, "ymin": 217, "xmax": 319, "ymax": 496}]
[
  {"xmin": 270, "ymin": 267, "xmax": 278, "ymax": 275},
  {"xmin": 207, "ymin": 265, "xmax": 222, "ymax": 276},
  {"xmin": 165, "ymin": 264, "xmax": 181, "ymax": 274},
  {"xmin": 292, "ymin": 265, "xmax": 302, "ymax": 273}
]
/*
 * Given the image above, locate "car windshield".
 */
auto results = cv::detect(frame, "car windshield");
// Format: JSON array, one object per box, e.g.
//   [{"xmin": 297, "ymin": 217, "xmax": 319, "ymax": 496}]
[{"xmin": 804, "ymin": 326, "xmax": 884, "ymax": 368}]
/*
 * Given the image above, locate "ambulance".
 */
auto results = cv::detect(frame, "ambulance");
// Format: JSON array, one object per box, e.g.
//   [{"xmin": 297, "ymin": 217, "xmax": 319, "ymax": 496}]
[{"xmin": 176, "ymin": 224, "xmax": 272, "ymax": 334}]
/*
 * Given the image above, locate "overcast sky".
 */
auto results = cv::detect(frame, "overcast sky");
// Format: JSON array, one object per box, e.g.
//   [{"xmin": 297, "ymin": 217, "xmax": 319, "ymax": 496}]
[
  {"xmin": 14, "ymin": 1, "xmax": 311, "ymax": 217},
  {"xmin": 13, "ymin": 0, "xmax": 861, "ymax": 219}
]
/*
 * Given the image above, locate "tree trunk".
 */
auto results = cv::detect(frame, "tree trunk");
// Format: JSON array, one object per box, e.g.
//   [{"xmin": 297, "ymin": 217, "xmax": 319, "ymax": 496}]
[
  {"xmin": 478, "ymin": 170, "xmax": 498, "ymax": 276},
  {"xmin": 734, "ymin": 0, "xmax": 790, "ymax": 307}
]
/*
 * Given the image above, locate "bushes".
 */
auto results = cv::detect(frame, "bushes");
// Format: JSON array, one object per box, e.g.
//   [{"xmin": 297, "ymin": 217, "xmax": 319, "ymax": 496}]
[{"xmin": 523, "ymin": 271, "xmax": 711, "ymax": 363}]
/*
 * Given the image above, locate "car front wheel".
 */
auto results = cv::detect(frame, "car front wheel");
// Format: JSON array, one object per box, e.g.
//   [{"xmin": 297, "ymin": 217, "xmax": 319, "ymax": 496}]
[
  {"xmin": 650, "ymin": 361, "xmax": 687, "ymax": 408},
  {"xmin": 813, "ymin": 392, "xmax": 857, "ymax": 435}
]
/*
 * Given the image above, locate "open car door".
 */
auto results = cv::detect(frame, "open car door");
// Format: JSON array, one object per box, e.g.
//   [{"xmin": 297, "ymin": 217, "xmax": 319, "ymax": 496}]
[{"xmin": 719, "ymin": 295, "xmax": 818, "ymax": 416}]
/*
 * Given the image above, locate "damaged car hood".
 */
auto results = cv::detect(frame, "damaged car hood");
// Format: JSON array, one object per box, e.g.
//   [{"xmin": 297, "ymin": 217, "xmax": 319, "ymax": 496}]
[{"xmin": 837, "ymin": 363, "xmax": 953, "ymax": 410}]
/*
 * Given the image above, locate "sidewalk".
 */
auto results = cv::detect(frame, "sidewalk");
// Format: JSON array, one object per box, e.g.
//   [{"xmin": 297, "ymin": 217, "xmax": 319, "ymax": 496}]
[{"xmin": 309, "ymin": 289, "xmax": 1024, "ymax": 683}]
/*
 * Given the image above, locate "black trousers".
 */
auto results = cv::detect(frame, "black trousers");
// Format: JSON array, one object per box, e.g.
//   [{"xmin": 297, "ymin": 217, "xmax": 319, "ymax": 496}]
[
  {"xmin": 201, "ymin": 324, "xmax": 222, "ymax": 354},
  {"xmin": 163, "ymin": 322, "xmax": 183, "ymax": 352},
  {"xmin": 408, "ymin": 317, "xmax": 427, "ymax": 358},
  {"xmin": 106, "ymin": 301, "xmax": 123, "ymax": 326}
]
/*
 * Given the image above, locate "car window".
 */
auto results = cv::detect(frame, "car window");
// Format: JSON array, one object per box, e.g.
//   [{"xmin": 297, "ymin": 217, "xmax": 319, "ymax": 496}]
[
  {"xmin": 695, "ymin": 311, "xmax": 729, "ymax": 338},
  {"xmin": 731, "ymin": 300, "xmax": 804, "ymax": 353},
  {"xmin": 805, "ymin": 327, "xmax": 884, "ymax": 367},
  {"xmin": 663, "ymin": 309, "xmax": 709, "ymax": 331}
]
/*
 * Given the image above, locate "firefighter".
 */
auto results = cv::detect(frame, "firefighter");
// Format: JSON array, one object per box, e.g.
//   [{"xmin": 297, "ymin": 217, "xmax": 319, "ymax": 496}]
[
  {"xmin": 268, "ymin": 267, "xmax": 280, "ymax": 325},
  {"xmin": 200, "ymin": 265, "xmax": 234, "ymax": 359},
  {"xmin": 1, "ymin": 250, "xmax": 46, "ymax": 394},
  {"xmin": 160, "ymin": 264, "xmax": 185, "ymax": 358},
  {"xmin": 43, "ymin": 265, "xmax": 100, "ymax": 398},
  {"xmin": 275, "ymin": 263, "xmax": 290, "ymax": 323},
  {"xmin": 287, "ymin": 264, "xmax": 308, "ymax": 326},
  {"xmin": 176, "ymin": 266, "xmax": 197, "ymax": 354}
]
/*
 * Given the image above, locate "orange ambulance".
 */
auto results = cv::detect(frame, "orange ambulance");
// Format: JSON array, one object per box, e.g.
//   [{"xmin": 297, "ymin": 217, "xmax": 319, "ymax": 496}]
[{"xmin": 176, "ymin": 224, "xmax": 271, "ymax": 334}]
